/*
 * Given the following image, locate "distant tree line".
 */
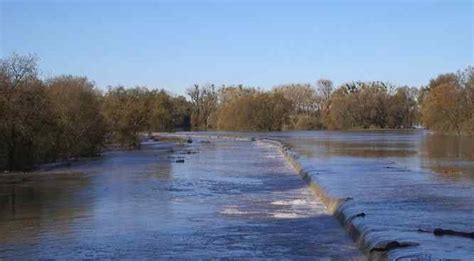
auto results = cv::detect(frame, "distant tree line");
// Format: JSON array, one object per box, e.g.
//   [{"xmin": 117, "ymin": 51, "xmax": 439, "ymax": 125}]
[
  {"xmin": 188, "ymin": 81, "xmax": 420, "ymax": 131},
  {"xmin": 187, "ymin": 69, "xmax": 472, "ymax": 133},
  {"xmin": 1, "ymin": 53, "xmax": 472, "ymax": 170}
]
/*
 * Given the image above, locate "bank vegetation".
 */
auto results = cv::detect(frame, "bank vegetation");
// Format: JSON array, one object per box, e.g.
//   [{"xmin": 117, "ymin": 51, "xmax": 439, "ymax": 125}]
[{"xmin": 1, "ymin": 53, "xmax": 472, "ymax": 170}]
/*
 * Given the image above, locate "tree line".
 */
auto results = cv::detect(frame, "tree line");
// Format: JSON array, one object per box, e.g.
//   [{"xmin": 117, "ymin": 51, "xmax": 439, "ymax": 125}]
[
  {"xmin": 0, "ymin": 54, "xmax": 191, "ymax": 171},
  {"xmin": 1, "ymin": 53, "xmax": 472, "ymax": 171},
  {"xmin": 187, "ymin": 71, "xmax": 472, "ymax": 133}
]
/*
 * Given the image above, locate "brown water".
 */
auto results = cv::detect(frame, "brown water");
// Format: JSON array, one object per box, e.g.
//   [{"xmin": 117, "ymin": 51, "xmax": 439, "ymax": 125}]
[{"xmin": 0, "ymin": 140, "xmax": 362, "ymax": 259}]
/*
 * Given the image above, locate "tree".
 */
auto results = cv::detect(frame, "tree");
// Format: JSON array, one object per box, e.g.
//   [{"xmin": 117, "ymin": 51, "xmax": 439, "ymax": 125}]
[
  {"xmin": 46, "ymin": 75, "xmax": 106, "ymax": 159},
  {"xmin": 148, "ymin": 89, "xmax": 174, "ymax": 132},
  {"xmin": 387, "ymin": 86, "xmax": 419, "ymax": 128},
  {"xmin": 421, "ymin": 69, "xmax": 472, "ymax": 135},
  {"xmin": 186, "ymin": 84, "xmax": 218, "ymax": 130},
  {"xmin": 186, "ymin": 84, "xmax": 201, "ymax": 129},
  {"xmin": 102, "ymin": 87, "xmax": 187, "ymax": 148},
  {"xmin": 317, "ymin": 79, "xmax": 334, "ymax": 129},
  {"xmin": 325, "ymin": 81, "xmax": 399, "ymax": 130},
  {"xmin": 273, "ymin": 83, "xmax": 321, "ymax": 129},
  {"xmin": 325, "ymin": 87, "xmax": 355, "ymax": 130},
  {"xmin": 216, "ymin": 89, "xmax": 291, "ymax": 131},
  {"xmin": 0, "ymin": 54, "xmax": 56, "ymax": 170},
  {"xmin": 170, "ymin": 96, "xmax": 192, "ymax": 130},
  {"xmin": 102, "ymin": 87, "xmax": 152, "ymax": 149}
]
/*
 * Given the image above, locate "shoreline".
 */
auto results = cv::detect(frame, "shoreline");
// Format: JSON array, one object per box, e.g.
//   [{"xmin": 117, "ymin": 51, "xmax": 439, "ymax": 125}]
[{"xmin": 0, "ymin": 141, "xmax": 179, "ymax": 184}]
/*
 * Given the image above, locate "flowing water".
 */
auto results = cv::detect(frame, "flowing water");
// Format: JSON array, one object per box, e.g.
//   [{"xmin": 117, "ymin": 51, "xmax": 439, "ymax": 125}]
[
  {"xmin": 0, "ymin": 140, "xmax": 362, "ymax": 259},
  {"xmin": 243, "ymin": 130, "xmax": 473, "ymax": 260},
  {"xmin": 1, "ymin": 130, "xmax": 472, "ymax": 260}
]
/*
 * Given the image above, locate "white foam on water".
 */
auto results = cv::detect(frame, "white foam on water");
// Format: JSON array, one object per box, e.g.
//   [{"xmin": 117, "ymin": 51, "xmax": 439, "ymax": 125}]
[
  {"xmin": 271, "ymin": 199, "xmax": 307, "ymax": 206},
  {"xmin": 220, "ymin": 207, "xmax": 248, "ymax": 215},
  {"xmin": 272, "ymin": 212, "xmax": 301, "ymax": 219}
]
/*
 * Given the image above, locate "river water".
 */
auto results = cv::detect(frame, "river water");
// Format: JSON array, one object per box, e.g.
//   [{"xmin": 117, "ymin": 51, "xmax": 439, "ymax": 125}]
[
  {"xmin": 1, "ymin": 130, "xmax": 472, "ymax": 260},
  {"xmin": 244, "ymin": 130, "xmax": 473, "ymax": 260},
  {"xmin": 0, "ymin": 139, "xmax": 362, "ymax": 259}
]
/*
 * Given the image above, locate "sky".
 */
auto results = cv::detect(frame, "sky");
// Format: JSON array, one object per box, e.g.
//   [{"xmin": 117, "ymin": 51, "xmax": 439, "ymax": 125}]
[{"xmin": 1, "ymin": 0, "xmax": 473, "ymax": 95}]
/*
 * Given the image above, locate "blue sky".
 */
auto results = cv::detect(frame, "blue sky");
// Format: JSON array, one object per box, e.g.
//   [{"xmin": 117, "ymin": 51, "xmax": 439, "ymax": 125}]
[{"xmin": 1, "ymin": 0, "xmax": 472, "ymax": 95}]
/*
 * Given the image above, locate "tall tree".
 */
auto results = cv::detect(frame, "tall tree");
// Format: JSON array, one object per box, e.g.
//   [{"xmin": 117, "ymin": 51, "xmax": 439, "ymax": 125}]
[
  {"xmin": 46, "ymin": 75, "xmax": 106, "ymax": 159},
  {"xmin": 186, "ymin": 84, "xmax": 218, "ymax": 129},
  {"xmin": 102, "ymin": 87, "xmax": 151, "ymax": 149},
  {"xmin": 0, "ymin": 54, "xmax": 56, "ymax": 170}
]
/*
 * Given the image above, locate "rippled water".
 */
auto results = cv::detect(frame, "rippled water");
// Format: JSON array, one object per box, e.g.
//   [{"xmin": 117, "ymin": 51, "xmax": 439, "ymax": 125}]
[
  {"xmin": 294, "ymin": 132, "xmax": 472, "ymax": 259},
  {"xmin": 0, "ymin": 140, "xmax": 362, "ymax": 259},
  {"xmin": 2, "ymin": 130, "xmax": 472, "ymax": 260},
  {"xmin": 174, "ymin": 130, "xmax": 473, "ymax": 259},
  {"xmin": 246, "ymin": 130, "xmax": 473, "ymax": 259}
]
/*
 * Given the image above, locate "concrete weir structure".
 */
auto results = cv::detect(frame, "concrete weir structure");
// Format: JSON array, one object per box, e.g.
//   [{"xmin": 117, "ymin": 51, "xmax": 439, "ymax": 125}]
[
  {"xmin": 158, "ymin": 133, "xmax": 380, "ymax": 258},
  {"xmin": 158, "ymin": 132, "xmax": 445, "ymax": 260},
  {"xmin": 257, "ymin": 138, "xmax": 418, "ymax": 260}
]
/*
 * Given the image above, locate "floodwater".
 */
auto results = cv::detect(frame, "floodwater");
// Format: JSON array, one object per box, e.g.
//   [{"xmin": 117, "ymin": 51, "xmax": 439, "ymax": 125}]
[
  {"xmin": 260, "ymin": 130, "xmax": 473, "ymax": 260},
  {"xmin": 0, "ymin": 140, "xmax": 362, "ymax": 259}
]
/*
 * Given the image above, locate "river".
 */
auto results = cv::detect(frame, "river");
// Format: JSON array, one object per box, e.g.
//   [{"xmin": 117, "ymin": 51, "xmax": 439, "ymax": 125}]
[
  {"xmin": 0, "ymin": 139, "xmax": 362, "ymax": 259},
  {"xmin": 0, "ymin": 130, "xmax": 472, "ymax": 260},
  {"xmin": 276, "ymin": 130, "xmax": 473, "ymax": 260},
  {"xmin": 190, "ymin": 130, "xmax": 473, "ymax": 259}
]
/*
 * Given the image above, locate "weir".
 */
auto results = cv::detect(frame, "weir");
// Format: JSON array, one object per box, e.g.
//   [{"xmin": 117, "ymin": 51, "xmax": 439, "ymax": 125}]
[
  {"xmin": 157, "ymin": 132, "xmax": 446, "ymax": 260},
  {"xmin": 257, "ymin": 138, "xmax": 422, "ymax": 260}
]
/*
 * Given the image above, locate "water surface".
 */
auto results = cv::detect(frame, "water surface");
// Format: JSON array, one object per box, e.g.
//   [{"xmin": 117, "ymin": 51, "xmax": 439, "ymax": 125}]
[
  {"xmin": 265, "ymin": 130, "xmax": 474, "ymax": 259},
  {"xmin": 0, "ymin": 140, "xmax": 362, "ymax": 259}
]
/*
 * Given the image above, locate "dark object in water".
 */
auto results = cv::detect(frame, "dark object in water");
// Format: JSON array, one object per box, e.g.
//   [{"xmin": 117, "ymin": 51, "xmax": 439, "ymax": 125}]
[
  {"xmin": 177, "ymin": 150, "xmax": 198, "ymax": 155},
  {"xmin": 351, "ymin": 212, "xmax": 366, "ymax": 219},
  {"xmin": 433, "ymin": 228, "xmax": 474, "ymax": 239},
  {"xmin": 187, "ymin": 138, "xmax": 193, "ymax": 143},
  {"xmin": 346, "ymin": 212, "xmax": 366, "ymax": 223},
  {"xmin": 175, "ymin": 159, "xmax": 185, "ymax": 163},
  {"xmin": 417, "ymin": 228, "xmax": 431, "ymax": 233},
  {"xmin": 370, "ymin": 240, "xmax": 419, "ymax": 252}
]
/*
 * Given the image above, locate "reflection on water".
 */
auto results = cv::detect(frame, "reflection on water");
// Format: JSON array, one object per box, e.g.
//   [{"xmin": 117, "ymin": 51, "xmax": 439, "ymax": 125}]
[
  {"xmin": 421, "ymin": 133, "xmax": 474, "ymax": 182},
  {"xmin": 161, "ymin": 130, "xmax": 474, "ymax": 258},
  {"xmin": 0, "ymin": 174, "xmax": 93, "ymax": 244},
  {"xmin": 0, "ymin": 140, "xmax": 362, "ymax": 259},
  {"xmin": 422, "ymin": 133, "xmax": 474, "ymax": 161},
  {"xmin": 1, "ymin": 130, "xmax": 472, "ymax": 259},
  {"xmin": 262, "ymin": 130, "xmax": 474, "ymax": 259}
]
